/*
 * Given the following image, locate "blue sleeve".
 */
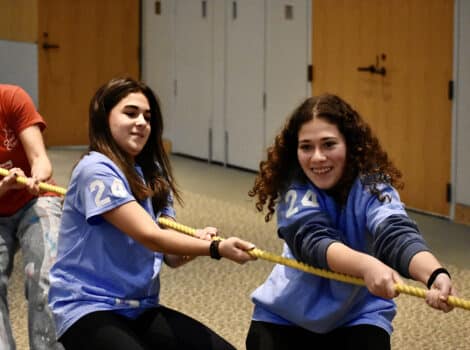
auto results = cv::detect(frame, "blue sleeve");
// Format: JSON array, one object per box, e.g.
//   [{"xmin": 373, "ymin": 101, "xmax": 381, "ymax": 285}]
[
  {"xmin": 74, "ymin": 157, "xmax": 135, "ymax": 224},
  {"xmin": 365, "ymin": 184, "xmax": 430, "ymax": 278},
  {"xmin": 372, "ymin": 214, "xmax": 429, "ymax": 278},
  {"xmin": 277, "ymin": 184, "xmax": 340, "ymax": 269}
]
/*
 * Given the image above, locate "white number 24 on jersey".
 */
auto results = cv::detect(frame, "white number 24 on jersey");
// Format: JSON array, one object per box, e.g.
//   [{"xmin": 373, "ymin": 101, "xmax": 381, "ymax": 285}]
[
  {"xmin": 89, "ymin": 179, "xmax": 127, "ymax": 207},
  {"xmin": 285, "ymin": 189, "xmax": 318, "ymax": 218}
]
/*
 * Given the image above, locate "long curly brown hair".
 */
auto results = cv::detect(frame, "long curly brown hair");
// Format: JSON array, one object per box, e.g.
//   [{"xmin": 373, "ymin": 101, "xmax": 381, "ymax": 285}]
[{"xmin": 249, "ymin": 94, "xmax": 403, "ymax": 222}]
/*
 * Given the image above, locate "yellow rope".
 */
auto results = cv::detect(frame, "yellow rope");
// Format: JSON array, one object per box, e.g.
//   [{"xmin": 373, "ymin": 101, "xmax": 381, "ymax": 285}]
[
  {"xmin": 157, "ymin": 217, "xmax": 470, "ymax": 311},
  {"xmin": 0, "ymin": 168, "xmax": 67, "ymax": 196},
  {"xmin": 2, "ymin": 167, "xmax": 468, "ymax": 310}
]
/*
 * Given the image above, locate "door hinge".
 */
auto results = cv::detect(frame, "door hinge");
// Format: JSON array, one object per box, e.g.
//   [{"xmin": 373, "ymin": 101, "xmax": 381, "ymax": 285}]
[
  {"xmin": 263, "ymin": 92, "xmax": 267, "ymax": 110},
  {"xmin": 448, "ymin": 80, "xmax": 454, "ymax": 100},
  {"xmin": 446, "ymin": 183, "xmax": 452, "ymax": 202},
  {"xmin": 308, "ymin": 64, "xmax": 313, "ymax": 82},
  {"xmin": 202, "ymin": 1, "xmax": 207, "ymax": 18},
  {"xmin": 155, "ymin": 1, "xmax": 161, "ymax": 15}
]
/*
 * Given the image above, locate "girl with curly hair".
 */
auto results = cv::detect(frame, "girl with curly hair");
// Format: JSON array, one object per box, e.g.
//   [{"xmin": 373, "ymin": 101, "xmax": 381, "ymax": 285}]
[{"xmin": 246, "ymin": 94, "xmax": 455, "ymax": 349}]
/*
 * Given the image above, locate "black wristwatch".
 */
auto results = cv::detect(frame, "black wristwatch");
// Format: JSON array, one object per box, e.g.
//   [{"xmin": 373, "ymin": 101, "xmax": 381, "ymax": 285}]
[{"xmin": 209, "ymin": 240, "xmax": 222, "ymax": 260}]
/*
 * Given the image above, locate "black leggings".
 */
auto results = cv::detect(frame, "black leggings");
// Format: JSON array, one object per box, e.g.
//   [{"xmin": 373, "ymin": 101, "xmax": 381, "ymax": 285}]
[
  {"xmin": 246, "ymin": 321, "xmax": 390, "ymax": 350},
  {"xmin": 59, "ymin": 306, "xmax": 235, "ymax": 350}
]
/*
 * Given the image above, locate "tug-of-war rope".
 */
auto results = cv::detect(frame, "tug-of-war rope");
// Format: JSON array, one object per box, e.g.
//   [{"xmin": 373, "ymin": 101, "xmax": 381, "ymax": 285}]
[
  {"xmin": 0, "ymin": 168, "xmax": 68, "ymax": 196},
  {"xmin": 157, "ymin": 217, "xmax": 470, "ymax": 311},
  {"xmin": 2, "ymin": 167, "xmax": 469, "ymax": 311}
]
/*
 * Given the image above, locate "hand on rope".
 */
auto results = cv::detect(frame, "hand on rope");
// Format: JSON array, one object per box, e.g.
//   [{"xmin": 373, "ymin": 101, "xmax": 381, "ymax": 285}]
[
  {"xmin": 3, "ymin": 167, "xmax": 468, "ymax": 311},
  {"xmin": 157, "ymin": 217, "xmax": 470, "ymax": 311},
  {"xmin": 0, "ymin": 167, "xmax": 67, "ymax": 195}
]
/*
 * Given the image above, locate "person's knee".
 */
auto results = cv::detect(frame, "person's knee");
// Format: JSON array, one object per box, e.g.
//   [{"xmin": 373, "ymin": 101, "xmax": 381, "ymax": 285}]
[{"xmin": 24, "ymin": 262, "xmax": 42, "ymax": 301}]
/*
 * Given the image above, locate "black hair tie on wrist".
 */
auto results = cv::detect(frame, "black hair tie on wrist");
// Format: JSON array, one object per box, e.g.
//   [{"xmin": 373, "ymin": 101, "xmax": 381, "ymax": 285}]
[
  {"xmin": 209, "ymin": 240, "xmax": 222, "ymax": 260},
  {"xmin": 427, "ymin": 267, "xmax": 451, "ymax": 289}
]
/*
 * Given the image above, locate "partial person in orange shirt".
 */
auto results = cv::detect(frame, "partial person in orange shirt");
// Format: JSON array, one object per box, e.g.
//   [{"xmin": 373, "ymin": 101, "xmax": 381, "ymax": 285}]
[{"xmin": 0, "ymin": 84, "xmax": 63, "ymax": 350}]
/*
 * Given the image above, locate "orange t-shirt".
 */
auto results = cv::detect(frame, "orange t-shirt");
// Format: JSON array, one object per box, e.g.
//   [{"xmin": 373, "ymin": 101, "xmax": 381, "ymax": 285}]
[{"xmin": 0, "ymin": 84, "xmax": 59, "ymax": 216}]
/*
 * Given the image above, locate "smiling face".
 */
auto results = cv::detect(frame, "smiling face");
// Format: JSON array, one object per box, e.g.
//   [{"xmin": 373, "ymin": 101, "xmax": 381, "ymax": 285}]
[
  {"xmin": 108, "ymin": 92, "xmax": 151, "ymax": 159},
  {"xmin": 297, "ymin": 117, "xmax": 347, "ymax": 190}
]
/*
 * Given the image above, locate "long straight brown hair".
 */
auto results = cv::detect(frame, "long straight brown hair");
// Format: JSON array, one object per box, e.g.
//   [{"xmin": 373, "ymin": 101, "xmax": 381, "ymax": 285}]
[{"xmin": 87, "ymin": 77, "xmax": 181, "ymax": 213}]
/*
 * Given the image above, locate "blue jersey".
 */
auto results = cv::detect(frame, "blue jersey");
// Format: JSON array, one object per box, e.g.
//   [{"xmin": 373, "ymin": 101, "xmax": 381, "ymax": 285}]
[
  {"xmin": 49, "ymin": 152, "xmax": 175, "ymax": 337},
  {"xmin": 251, "ymin": 178, "xmax": 429, "ymax": 334}
]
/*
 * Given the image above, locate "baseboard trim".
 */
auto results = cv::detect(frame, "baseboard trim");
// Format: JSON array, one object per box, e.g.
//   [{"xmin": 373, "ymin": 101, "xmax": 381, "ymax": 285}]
[{"xmin": 455, "ymin": 203, "xmax": 470, "ymax": 226}]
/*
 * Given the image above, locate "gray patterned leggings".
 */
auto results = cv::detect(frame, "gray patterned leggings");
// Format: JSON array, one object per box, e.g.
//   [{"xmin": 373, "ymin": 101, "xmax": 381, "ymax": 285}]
[{"xmin": 0, "ymin": 196, "xmax": 64, "ymax": 350}]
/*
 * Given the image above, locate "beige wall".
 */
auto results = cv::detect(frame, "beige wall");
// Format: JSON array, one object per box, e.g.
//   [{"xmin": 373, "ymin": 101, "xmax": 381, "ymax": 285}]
[{"xmin": 0, "ymin": 0, "xmax": 37, "ymax": 42}]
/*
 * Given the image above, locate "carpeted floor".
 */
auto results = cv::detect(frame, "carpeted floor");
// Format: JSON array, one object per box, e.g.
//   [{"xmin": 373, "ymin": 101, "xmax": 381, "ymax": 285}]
[{"xmin": 9, "ymin": 191, "xmax": 470, "ymax": 349}]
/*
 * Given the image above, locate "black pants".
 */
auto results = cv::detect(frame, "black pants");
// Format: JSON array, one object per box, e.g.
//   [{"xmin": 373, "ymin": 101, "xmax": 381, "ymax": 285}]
[
  {"xmin": 246, "ymin": 321, "xmax": 390, "ymax": 350},
  {"xmin": 59, "ymin": 306, "xmax": 235, "ymax": 350}
]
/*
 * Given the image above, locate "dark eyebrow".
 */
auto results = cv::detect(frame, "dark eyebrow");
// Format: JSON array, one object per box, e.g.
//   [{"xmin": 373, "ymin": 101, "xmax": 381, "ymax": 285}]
[
  {"xmin": 123, "ymin": 105, "xmax": 151, "ymax": 113},
  {"xmin": 298, "ymin": 136, "xmax": 338, "ymax": 143}
]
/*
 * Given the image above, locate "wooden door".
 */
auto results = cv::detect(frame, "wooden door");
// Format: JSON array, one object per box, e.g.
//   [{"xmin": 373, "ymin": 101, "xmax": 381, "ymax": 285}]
[
  {"xmin": 312, "ymin": 0, "xmax": 453, "ymax": 216},
  {"xmin": 38, "ymin": 0, "xmax": 140, "ymax": 146}
]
